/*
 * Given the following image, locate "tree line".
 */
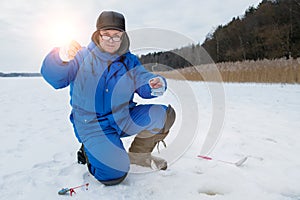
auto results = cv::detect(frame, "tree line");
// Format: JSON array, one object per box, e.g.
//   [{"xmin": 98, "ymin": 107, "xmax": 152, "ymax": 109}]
[
  {"xmin": 0, "ymin": 72, "xmax": 41, "ymax": 77},
  {"xmin": 139, "ymin": 0, "xmax": 300, "ymax": 68}
]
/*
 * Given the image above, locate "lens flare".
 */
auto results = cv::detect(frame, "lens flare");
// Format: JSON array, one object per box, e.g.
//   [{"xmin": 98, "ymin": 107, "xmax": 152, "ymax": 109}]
[{"xmin": 48, "ymin": 21, "xmax": 76, "ymax": 45}]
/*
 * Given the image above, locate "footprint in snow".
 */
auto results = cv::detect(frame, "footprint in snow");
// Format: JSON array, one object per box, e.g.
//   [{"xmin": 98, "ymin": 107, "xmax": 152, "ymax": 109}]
[
  {"xmin": 264, "ymin": 137, "xmax": 277, "ymax": 143},
  {"xmin": 198, "ymin": 189, "xmax": 224, "ymax": 196}
]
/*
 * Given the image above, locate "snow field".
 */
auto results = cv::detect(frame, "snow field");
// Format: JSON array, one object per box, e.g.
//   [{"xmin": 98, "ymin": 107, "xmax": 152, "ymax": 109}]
[{"xmin": 0, "ymin": 78, "xmax": 300, "ymax": 200}]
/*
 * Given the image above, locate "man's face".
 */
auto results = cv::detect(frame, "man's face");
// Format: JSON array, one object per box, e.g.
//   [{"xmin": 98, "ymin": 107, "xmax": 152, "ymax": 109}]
[{"xmin": 99, "ymin": 29, "xmax": 123, "ymax": 54}]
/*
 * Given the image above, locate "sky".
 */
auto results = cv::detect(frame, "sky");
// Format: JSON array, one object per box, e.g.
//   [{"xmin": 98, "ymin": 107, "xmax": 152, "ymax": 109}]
[{"xmin": 0, "ymin": 0, "xmax": 262, "ymax": 72}]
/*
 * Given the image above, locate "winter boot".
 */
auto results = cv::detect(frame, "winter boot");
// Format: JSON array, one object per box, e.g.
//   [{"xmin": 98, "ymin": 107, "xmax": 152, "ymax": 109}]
[
  {"xmin": 128, "ymin": 131, "xmax": 169, "ymax": 170},
  {"xmin": 77, "ymin": 144, "xmax": 87, "ymax": 165},
  {"xmin": 128, "ymin": 105, "xmax": 176, "ymax": 170}
]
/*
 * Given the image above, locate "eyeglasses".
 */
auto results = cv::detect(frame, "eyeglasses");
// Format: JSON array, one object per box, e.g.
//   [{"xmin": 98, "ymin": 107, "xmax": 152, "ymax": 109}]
[{"xmin": 99, "ymin": 34, "xmax": 122, "ymax": 42}]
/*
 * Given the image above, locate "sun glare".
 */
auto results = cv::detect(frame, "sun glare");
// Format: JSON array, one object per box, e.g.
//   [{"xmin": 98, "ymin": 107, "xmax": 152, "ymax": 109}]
[
  {"xmin": 37, "ymin": 11, "xmax": 92, "ymax": 49},
  {"xmin": 47, "ymin": 20, "xmax": 77, "ymax": 46},
  {"xmin": 38, "ymin": 13, "xmax": 81, "ymax": 47}
]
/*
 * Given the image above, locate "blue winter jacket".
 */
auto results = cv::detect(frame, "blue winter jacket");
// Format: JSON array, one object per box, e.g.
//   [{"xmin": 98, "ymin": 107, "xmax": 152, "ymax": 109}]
[{"xmin": 41, "ymin": 41, "xmax": 166, "ymax": 142}]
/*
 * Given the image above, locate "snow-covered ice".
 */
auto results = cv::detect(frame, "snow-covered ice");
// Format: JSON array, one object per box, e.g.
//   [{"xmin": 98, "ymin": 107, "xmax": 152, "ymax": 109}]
[{"xmin": 0, "ymin": 77, "xmax": 300, "ymax": 200}]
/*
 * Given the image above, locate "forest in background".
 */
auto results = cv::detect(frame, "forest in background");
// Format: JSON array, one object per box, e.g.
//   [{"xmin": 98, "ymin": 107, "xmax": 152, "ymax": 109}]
[
  {"xmin": 141, "ymin": 0, "xmax": 300, "ymax": 66},
  {"xmin": 140, "ymin": 0, "xmax": 300, "ymax": 83},
  {"xmin": 203, "ymin": 0, "xmax": 300, "ymax": 62}
]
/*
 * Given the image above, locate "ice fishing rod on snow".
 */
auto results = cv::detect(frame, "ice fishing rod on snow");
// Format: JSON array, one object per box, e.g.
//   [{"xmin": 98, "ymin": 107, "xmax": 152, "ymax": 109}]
[
  {"xmin": 197, "ymin": 155, "xmax": 248, "ymax": 167},
  {"xmin": 58, "ymin": 183, "xmax": 89, "ymax": 196}
]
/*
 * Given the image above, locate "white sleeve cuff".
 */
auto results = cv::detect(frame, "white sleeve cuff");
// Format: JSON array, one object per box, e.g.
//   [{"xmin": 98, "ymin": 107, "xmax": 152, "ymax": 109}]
[{"xmin": 149, "ymin": 76, "xmax": 166, "ymax": 96}]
